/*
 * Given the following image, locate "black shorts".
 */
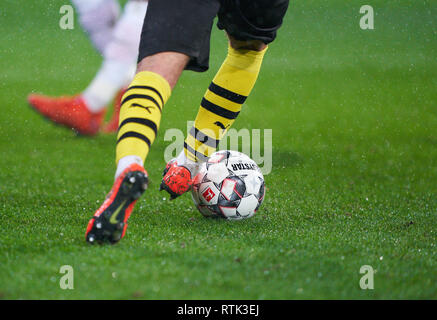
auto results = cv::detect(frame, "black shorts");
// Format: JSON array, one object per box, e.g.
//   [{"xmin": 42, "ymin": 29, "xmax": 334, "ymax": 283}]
[{"xmin": 138, "ymin": 0, "xmax": 289, "ymax": 72}]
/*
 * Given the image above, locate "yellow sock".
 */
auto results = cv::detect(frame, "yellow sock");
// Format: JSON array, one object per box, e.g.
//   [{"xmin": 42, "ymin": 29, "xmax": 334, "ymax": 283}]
[
  {"xmin": 184, "ymin": 45, "xmax": 267, "ymax": 162},
  {"xmin": 116, "ymin": 71, "xmax": 171, "ymax": 164}
]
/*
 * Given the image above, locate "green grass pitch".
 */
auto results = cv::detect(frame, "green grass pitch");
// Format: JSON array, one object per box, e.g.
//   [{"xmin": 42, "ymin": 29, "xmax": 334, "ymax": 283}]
[{"xmin": 0, "ymin": 0, "xmax": 436, "ymax": 299}]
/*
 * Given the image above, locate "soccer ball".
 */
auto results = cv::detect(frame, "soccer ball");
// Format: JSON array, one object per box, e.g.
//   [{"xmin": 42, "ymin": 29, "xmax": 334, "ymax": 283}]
[{"xmin": 191, "ymin": 150, "xmax": 265, "ymax": 220}]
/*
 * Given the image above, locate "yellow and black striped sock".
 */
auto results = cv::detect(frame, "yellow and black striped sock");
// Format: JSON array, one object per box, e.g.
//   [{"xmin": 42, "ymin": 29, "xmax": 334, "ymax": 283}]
[
  {"xmin": 116, "ymin": 71, "xmax": 171, "ymax": 164},
  {"xmin": 184, "ymin": 45, "xmax": 267, "ymax": 162}
]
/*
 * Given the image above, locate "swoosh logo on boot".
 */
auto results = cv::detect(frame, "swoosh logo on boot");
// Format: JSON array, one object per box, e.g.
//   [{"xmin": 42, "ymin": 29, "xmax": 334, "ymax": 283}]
[{"xmin": 109, "ymin": 200, "xmax": 127, "ymax": 224}]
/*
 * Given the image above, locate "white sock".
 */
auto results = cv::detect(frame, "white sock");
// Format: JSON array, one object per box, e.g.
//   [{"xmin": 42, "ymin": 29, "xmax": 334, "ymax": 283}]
[
  {"xmin": 71, "ymin": 0, "xmax": 107, "ymax": 13},
  {"xmin": 82, "ymin": 0, "xmax": 148, "ymax": 113},
  {"xmin": 72, "ymin": 0, "xmax": 121, "ymax": 55},
  {"xmin": 82, "ymin": 60, "xmax": 136, "ymax": 113},
  {"xmin": 115, "ymin": 155, "xmax": 144, "ymax": 180},
  {"xmin": 175, "ymin": 150, "xmax": 201, "ymax": 177},
  {"xmin": 176, "ymin": 150, "xmax": 190, "ymax": 166}
]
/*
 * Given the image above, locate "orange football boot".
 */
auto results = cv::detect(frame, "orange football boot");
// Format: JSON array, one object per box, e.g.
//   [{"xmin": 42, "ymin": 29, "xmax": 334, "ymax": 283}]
[
  {"xmin": 86, "ymin": 163, "xmax": 148, "ymax": 244},
  {"xmin": 27, "ymin": 94, "xmax": 105, "ymax": 136},
  {"xmin": 160, "ymin": 159, "xmax": 197, "ymax": 200},
  {"xmin": 101, "ymin": 88, "xmax": 127, "ymax": 134}
]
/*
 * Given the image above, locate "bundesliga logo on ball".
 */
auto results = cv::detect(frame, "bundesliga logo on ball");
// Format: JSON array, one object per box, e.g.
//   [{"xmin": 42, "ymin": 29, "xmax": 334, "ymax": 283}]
[{"xmin": 191, "ymin": 150, "xmax": 265, "ymax": 220}]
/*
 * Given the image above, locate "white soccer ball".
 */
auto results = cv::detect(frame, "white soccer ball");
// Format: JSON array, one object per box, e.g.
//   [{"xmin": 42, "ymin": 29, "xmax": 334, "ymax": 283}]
[{"xmin": 191, "ymin": 150, "xmax": 265, "ymax": 220}]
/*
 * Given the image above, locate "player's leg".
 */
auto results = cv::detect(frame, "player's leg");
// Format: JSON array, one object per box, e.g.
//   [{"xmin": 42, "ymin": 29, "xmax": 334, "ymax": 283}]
[
  {"xmin": 86, "ymin": 0, "xmax": 220, "ymax": 244},
  {"xmin": 71, "ymin": 0, "xmax": 121, "ymax": 55},
  {"xmin": 114, "ymin": 51, "xmax": 189, "ymax": 178},
  {"xmin": 160, "ymin": 37, "xmax": 267, "ymax": 198},
  {"xmin": 86, "ymin": 52, "xmax": 187, "ymax": 244},
  {"xmin": 83, "ymin": 0, "xmax": 149, "ymax": 129},
  {"xmin": 28, "ymin": 0, "xmax": 148, "ymax": 135},
  {"xmin": 161, "ymin": 0, "xmax": 289, "ymax": 199},
  {"xmin": 160, "ymin": 38, "xmax": 267, "ymax": 198},
  {"xmin": 183, "ymin": 37, "xmax": 267, "ymax": 163}
]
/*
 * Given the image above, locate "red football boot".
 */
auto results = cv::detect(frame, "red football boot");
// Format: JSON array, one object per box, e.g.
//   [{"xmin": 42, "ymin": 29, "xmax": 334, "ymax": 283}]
[
  {"xmin": 160, "ymin": 159, "xmax": 199, "ymax": 200},
  {"xmin": 101, "ymin": 88, "xmax": 127, "ymax": 134},
  {"xmin": 86, "ymin": 163, "xmax": 148, "ymax": 244},
  {"xmin": 28, "ymin": 94, "xmax": 105, "ymax": 136}
]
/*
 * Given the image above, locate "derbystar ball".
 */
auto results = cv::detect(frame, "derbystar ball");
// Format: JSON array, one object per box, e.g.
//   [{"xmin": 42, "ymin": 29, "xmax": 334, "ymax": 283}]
[{"xmin": 191, "ymin": 150, "xmax": 265, "ymax": 220}]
